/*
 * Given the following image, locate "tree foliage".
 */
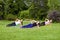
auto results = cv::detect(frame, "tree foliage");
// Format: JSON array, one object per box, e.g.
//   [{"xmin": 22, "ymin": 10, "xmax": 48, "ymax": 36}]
[
  {"xmin": 29, "ymin": 0, "xmax": 49, "ymax": 20},
  {"xmin": 0, "ymin": 0, "xmax": 60, "ymax": 22},
  {"xmin": 48, "ymin": 0, "xmax": 60, "ymax": 10},
  {"xmin": 0, "ymin": 0, "xmax": 29, "ymax": 20}
]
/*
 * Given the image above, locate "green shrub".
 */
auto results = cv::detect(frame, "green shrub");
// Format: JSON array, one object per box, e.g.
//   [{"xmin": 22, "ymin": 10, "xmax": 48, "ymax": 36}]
[
  {"xmin": 0, "ymin": 12, "xmax": 3, "ymax": 20},
  {"xmin": 18, "ymin": 10, "xmax": 29, "ymax": 19},
  {"xmin": 0, "ymin": 12, "xmax": 3, "ymax": 16},
  {"xmin": 5, "ymin": 14, "xmax": 17, "ymax": 20}
]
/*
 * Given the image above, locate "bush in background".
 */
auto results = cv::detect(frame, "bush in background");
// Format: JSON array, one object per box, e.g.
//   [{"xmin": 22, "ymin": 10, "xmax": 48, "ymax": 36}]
[
  {"xmin": 47, "ymin": 10, "xmax": 60, "ymax": 23},
  {"xmin": 5, "ymin": 14, "xmax": 17, "ymax": 20},
  {"xmin": 18, "ymin": 10, "xmax": 29, "ymax": 20}
]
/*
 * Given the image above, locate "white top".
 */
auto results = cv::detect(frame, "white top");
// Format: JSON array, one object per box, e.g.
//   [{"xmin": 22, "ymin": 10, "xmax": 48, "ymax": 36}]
[
  {"xmin": 15, "ymin": 20, "xmax": 21, "ymax": 25},
  {"xmin": 45, "ymin": 20, "xmax": 50, "ymax": 25}
]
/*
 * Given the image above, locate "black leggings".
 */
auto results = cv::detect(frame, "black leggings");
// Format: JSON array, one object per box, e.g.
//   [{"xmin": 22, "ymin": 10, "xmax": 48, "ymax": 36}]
[{"xmin": 6, "ymin": 22, "xmax": 16, "ymax": 27}]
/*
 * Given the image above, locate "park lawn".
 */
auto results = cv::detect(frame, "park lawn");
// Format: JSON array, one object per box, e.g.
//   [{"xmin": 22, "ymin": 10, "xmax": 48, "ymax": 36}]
[{"xmin": 0, "ymin": 20, "xmax": 60, "ymax": 40}]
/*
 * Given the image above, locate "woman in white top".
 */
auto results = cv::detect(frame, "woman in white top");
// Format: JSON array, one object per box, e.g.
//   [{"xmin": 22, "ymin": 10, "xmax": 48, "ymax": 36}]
[{"xmin": 6, "ymin": 19, "xmax": 23, "ymax": 27}]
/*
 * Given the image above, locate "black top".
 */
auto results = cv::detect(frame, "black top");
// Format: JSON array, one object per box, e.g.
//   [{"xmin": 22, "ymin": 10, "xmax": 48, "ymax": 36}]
[
  {"xmin": 40, "ymin": 22, "xmax": 45, "ymax": 26},
  {"xmin": 32, "ymin": 23, "xmax": 37, "ymax": 27}
]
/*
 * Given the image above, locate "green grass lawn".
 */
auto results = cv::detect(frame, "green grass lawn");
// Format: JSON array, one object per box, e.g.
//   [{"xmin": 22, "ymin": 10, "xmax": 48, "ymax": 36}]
[{"xmin": 0, "ymin": 20, "xmax": 60, "ymax": 40}]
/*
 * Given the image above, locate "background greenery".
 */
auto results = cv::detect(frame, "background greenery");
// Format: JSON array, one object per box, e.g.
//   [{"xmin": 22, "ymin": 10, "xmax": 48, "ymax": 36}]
[{"xmin": 0, "ymin": 0, "xmax": 60, "ymax": 22}]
